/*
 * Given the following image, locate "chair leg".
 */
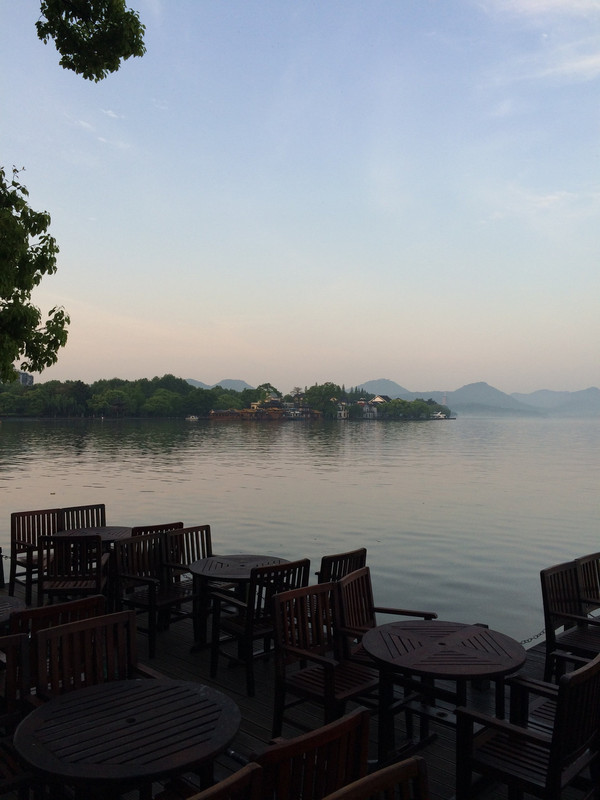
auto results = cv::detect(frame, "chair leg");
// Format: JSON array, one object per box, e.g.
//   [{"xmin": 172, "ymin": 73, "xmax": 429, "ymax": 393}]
[{"xmin": 272, "ymin": 685, "xmax": 285, "ymax": 738}]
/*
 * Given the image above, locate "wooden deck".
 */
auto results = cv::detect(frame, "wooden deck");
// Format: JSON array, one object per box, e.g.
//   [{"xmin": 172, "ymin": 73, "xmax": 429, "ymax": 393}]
[{"xmin": 1, "ymin": 590, "xmax": 550, "ymax": 800}]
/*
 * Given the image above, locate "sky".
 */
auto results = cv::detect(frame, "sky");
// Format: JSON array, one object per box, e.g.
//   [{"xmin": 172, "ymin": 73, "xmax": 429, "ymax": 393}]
[{"xmin": 1, "ymin": 1, "xmax": 599, "ymax": 395}]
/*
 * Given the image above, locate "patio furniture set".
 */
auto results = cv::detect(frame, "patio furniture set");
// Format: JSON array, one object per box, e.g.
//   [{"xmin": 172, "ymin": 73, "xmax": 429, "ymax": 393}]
[{"xmin": 3, "ymin": 505, "xmax": 600, "ymax": 799}]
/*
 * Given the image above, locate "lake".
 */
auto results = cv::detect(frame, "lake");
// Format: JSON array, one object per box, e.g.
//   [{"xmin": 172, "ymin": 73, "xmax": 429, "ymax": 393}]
[{"xmin": 2, "ymin": 416, "xmax": 598, "ymax": 644}]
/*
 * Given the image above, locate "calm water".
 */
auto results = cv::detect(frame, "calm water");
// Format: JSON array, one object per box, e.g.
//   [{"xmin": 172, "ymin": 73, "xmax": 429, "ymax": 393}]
[{"xmin": 1, "ymin": 416, "xmax": 598, "ymax": 644}]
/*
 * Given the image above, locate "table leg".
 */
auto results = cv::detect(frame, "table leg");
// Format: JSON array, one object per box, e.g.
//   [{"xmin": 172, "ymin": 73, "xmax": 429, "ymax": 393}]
[{"xmin": 378, "ymin": 667, "xmax": 395, "ymax": 764}]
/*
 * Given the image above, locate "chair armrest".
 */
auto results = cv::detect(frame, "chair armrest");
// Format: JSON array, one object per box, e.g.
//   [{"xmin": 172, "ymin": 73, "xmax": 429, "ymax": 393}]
[
  {"xmin": 505, "ymin": 675, "xmax": 559, "ymax": 700},
  {"xmin": 373, "ymin": 605, "xmax": 438, "ymax": 620},
  {"xmin": 135, "ymin": 663, "xmax": 167, "ymax": 679},
  {"xmin": 283, "ymin": 644, "xmax": 339, "ymax": 670},
  {"xmin": 211, "ymin": 590, "xmax": 246, "ymax": 610},
  {"xmin": 13, "ymin": 540, "xmax": 37, "ymax": 551},
  {"xmin": 118, "ymin": 573, "xmax": 160, "ymax": 589},
  {"xmin": 455, "ymin": 706, "xmax": 551, "ymax": 744},
  {"xmin": 556, "ymin": 611, "xmax": 600, "ymax": 627}
]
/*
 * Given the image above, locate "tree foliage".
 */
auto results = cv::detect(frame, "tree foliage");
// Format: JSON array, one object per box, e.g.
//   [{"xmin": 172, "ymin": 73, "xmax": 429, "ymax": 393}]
[
  {"xmin": 36, "ymin": 0, "xmax": 146, "ymax": 82},
  {"xmin": 0, "ymin": 167, "xmax": 69, "ymax": 383}
]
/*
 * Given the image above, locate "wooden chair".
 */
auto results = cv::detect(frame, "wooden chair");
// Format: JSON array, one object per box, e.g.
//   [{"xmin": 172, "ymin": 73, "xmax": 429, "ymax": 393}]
[
  {"xmin": 210, "ymin": 558, "xmax": 310, "ymax": 696},
  {"xmin": 9, "ymin": 507, "xmax": 63, "ymax": 605},
  {"xmin": 37, "ymin": 534, "xmax": 110, "ymax": 606},
  {"xmin": 271, "ymin": 582, "xmax": 378, "ymax": 737},
  {"xmin": 321, "ymin": 755, "xmax": 430, "ymax": 800},
  {"xmin": 576, "ymin": 552, "xmax": 600, "ymax": 614},
  {"xmin": 35, "ymin": 610, "xmax": 161, "ymax": 700},
  {"xmin": 316, "ymin": 547, "xmax": 367, "ymax": 583},
  {"xmin": 181, "ymin": 763, "xmax": 263, "ymax": 800},
  {"xmin": 456, "ymin": 652, "xmax": 600, "ymax": 800},
  {"xmin": 0, "ymin": 633, "xmax": 31, "ymax": 732},
  {"xmin": 336, "ymin": 566, "xmax": 437, "ymax": 664},
  {"xmin": 0, "ymin": 634, "xmax": 37, "ymax": 799},
  {"xmin": 255, "ymin": 707, "xmax": 370, "ymax": 800},
  {"xmin": 166, "ymin": 524, "xmax": 214, "ymax": 572},
  {"xmin": 9, "ymin": 594, "xmax": 106, "ymax": 681},
  {"xmin": 61, "ymin": 503, "xmax": 106, "ymax": 530},
  {"xmin": 131, "ymin": 521, "xmax": 184, "ymax": 536},
  {"xmin": 114, "ymin": 533, "xmax": 202, "ymax": 657},
  {"xmin": 540, "ymin": 560, "xmax": 600, "ymax": 681}
]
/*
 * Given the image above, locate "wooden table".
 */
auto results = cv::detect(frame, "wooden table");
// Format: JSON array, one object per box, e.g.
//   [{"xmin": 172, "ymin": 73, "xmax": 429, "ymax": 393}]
[
  {"xmin": 58, "ymin": 525, "xmax": 132, "ymax": 543},
  {"xmin": 189, "ymin": 554, "xmax": 289, "ymax": 647},
  {"xmin": 362, "ymin": 620, "xmax": 527, "ymax": 762},
  {"xmin": 13, "ymin": 678, "xmax": 241, "ymax": 799}
]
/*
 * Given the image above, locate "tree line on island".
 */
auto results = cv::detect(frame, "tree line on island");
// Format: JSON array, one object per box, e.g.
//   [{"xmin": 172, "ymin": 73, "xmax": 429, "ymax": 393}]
[{"xmin": 0, "ymin": 375, "xmax": 451, "ymax": 421}]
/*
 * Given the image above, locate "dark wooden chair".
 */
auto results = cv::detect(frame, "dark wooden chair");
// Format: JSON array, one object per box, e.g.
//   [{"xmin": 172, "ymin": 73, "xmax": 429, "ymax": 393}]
[
  {"xmin": 131, "ymin": 521, "xmax": 184, "ymax": 536},
  {"xmin": 321, "ymin": 755, "xmax": 430, "ymax": 800},
  {"xmin": 576, "ymin": 552, "xmax": 600, "ymax": 613},
  {"xmin": 0, "ymin": 633, "xmax": 31, "ymax": 732},
  {"xmin": 210, "ymin": 558, "xmax": 310, "ymax": 696},
  {"xmin": 336, "ymin": 566, "xmax": 437, "ymax": 664},
  {"xmin": 35, "ymin": 610, "xmax": 161, "ymax": 700},
  {"xmin": 37, "ymin": 534, "xmax": 110, "ymax": 606},
  {"xmin": 0, "ymin": 634, "xmax": 37, "ymax": 799},
  {"xmin": 540, "ymin": 560, "xmax": 600, "ymax": 681},
  {"xmin": 456, "ymin": 652, "xmax": 600, "ymax": 800},
  {"xmin": 9, "ymin": 594, "xmax": 106, "ymax": 681},
  {"xmin": 271, "ymin": 582, "xmax": 378, "ymax": 737},
  {"xmin": 166, "ymin": 524, "xmax": 214, "ymax": 572},
  {"xmin": 182, "ymin": 763, "xmax": 263, "ymax": 800},
  {"xmin": 9, "ymin": 507, "xmax": 63, "ymax": 605},
  {"xmin": 114, "ymin": 533, "xmax": 202, "ymax": 657},
  {"xmin": 254, "ymin": 707, "xmax": 370, "ymax": 800},
  {"xmin": 316, "ymin": 547, "xmax": 367, "ymax": 583},
  {"xmin": 61, "ymin": 503, "xmax": 106, "ymax": 530}
]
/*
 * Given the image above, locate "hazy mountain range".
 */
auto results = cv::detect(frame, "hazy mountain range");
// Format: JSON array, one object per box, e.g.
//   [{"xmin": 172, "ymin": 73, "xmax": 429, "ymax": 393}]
[{"xmin": 186, "ymin": 378, "xmax": 600, "ymax": 417}]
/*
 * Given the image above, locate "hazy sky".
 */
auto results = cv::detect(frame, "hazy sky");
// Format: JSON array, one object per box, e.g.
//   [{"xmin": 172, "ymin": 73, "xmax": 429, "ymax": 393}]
[{"xmin": 2, "ymin": 1, "xmax": 599, "ymax": 394}]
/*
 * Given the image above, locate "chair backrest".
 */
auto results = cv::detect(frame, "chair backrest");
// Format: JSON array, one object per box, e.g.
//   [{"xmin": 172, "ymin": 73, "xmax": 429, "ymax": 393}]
[
  {"xmin": 336, "ymin": 566, "xmax": 377, "ymax": 635},
  {"xmin": 9, "ymin": 595, "xmax": 106, "ymax": 679},
  {"xmin": 131, "ymin": 521, "xmax": 184, "ymax": 536},
  {"xmin": 540, "ymin": 560, "xmax": 585, "ymax": 647},
  {"xmin": 11, "ymin": 508, "xmax": 63, "ymax": 548},
  {"xmin": 38, "ymin": 535, "xmax": 104, "ymax": 583},
  {"xmin": 246, "ymin": 559, "xmax": 310, "ymax": 628},
  {"xmin": 115, "ymin": 533, "xmax": 165, "ymax": 583},
  {"xmin": 273, "ymin": 581, "xmax": 339, "ymax": 668},
  {"xmin": 35, "ymin": 610, "xmax": 140, "ymax": 698},
  {"xmin": 0, "ymin": 633, "xmax": 31, "ymax": 723},
  {"xmin": 320, "ymin": 755, "xmax": 430, "ymax": 800},
  {"xmin": 317, "ymin": 548, "xmax": 367, "ymax": 584},
  {"xmin": 166, "ymin": 525, "xmax": 213, "ymax": 567},
  {"xmin": 254, "ymin": 707, "xmax": 370, "ymax": 800},
  {"xmin": 549, "ymin": 652, "xmax": 600, "ymax": 780},
  {"xmin": 9, "ymin": 596, "xmax": 106, "ymax": 638},
  {"xmin": 186, "ymin": 762, "xmax": 263, "ymax": 800},
  {"xmin": 575, "ymin": 552, "xmax": 600, "ymax": 614},
  {"xmin": 61, "ymin": 503, "xmax": 106, "ymax": 530}
]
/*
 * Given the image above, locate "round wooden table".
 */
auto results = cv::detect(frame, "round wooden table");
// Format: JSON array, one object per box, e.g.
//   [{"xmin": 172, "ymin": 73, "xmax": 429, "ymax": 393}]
[
  {"xmin": 14, "ymin": 678, "xmax": 241, "ymax": 799},
  {"xmin": 189, "ymin": 554, "xmax": 288, "ymax": 582},
  {"xmin": 58, "ymin": 525, "xmax": 132, "ymax": 542},
  {"xmin": 362, "ymin": 620, "xmax": 526, "ymax": 762}
]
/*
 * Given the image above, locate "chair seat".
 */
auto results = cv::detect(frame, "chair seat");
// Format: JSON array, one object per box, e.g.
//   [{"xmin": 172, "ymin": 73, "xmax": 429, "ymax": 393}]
[
  {"xmin": 41, "ymin": 579, "xmax": 107, "ymax": 592},
  {"xmin": 122, "ymin": 582, "xmax": 197, "ymax": 610},
  {"xmin": 556, "ymin": 626, "xmax": 600, "ymax": 653},
  {"xmin": 472, "ymin": 729, "xmax": 554, "ymax": 789},
  {"xmin": 286, "ymin": 662, "xmax": 379, "ymax": 704}
]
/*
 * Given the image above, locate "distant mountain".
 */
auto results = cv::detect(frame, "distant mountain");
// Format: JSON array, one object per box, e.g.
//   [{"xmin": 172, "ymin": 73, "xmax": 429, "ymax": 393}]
[
  {"xmin": 185, "ymin": 378, "xmax": 255, "ymax": 392},
  {"xmin": 446, "ymin": 382, "xmax": 540, "ymax": 416},
  {"xmin": 512, "ymin": 387, "xmax": 600, "ymax": 417},
  {"xmin": 356, "ymin": 379, "xmax": 412, "ymax": 397}
]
